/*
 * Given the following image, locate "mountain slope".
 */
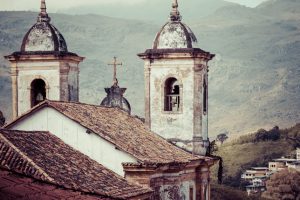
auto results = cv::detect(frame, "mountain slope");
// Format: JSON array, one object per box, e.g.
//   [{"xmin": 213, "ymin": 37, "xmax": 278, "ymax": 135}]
[
  {"xmin": 0, "ymin": 1, "xmax": 299, "ymax": 136},
  {"xmin": 60, "ymin": 0, "xmax": 234, "ymax": 22}
]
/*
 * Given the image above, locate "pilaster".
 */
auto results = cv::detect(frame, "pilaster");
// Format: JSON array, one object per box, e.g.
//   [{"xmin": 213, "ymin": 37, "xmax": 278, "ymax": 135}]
[
  {"xmin": 11, "ymin": 63, "xmax": 18, "ymax": 119},
  {"xmin": 144, "ymin": 62, "xmax": 151, "ymax": 128}
]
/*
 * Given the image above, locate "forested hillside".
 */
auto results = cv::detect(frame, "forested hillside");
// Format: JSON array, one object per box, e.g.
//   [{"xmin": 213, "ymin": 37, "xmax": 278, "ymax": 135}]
[
  {"xmin": 0, "ymin": 0, "xmax": 299, "ymax": 136},
  {"xmin": 212, "ymin": 123, "xmax": 300, "ymax": 188}
]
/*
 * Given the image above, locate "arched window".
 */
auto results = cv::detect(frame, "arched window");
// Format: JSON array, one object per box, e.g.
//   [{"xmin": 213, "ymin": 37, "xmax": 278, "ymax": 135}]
[
  {"xmin": 164, "ymin": 77, "xmax": 181, "ymax": 112},
  {"xmin": 31, "ymin": 79, "xmax": 46, "ymax": 107}
]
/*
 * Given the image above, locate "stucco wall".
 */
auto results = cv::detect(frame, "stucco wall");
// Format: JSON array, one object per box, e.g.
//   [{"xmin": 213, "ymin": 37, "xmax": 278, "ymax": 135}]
[
  {"xmin": 67, "ymin": 63, "xmax": 79, "ymax": 101},
  {"xmin": 16, "ymin": 61, "xmax": 61, "ymax": 116},
  {"xmin": 148, "ymin": 58, "xmax": 202, "ymax": 141},
  {"xmin": 10, "ymin": 107, "xmax": 137, "ymax": 176},
  {"xmin": 149, "ymin": 170, "xmax": 197, "ymax": 200}
]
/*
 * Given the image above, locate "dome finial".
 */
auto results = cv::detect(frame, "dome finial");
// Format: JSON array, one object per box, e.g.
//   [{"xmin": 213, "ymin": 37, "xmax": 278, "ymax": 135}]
[
  {"xmin": 37, "ymin": 0, "xmax": 51, "ymax": 22},
  {"xmin": 170, "ymin": 0, "xmax": 181, "ymax": 21},
  {"xmin": 108, "ymin": 57, "xmax": 122, "ymax": 87}
]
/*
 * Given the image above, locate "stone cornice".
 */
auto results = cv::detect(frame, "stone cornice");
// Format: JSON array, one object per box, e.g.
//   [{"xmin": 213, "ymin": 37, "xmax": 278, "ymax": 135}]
[
  {"xmin": 4, "ymin": 51, "xmax": 84, "ymax": 63},
  {"xmin": 138, "ymin": 48, "xmax": 215, "ymax": 60}
]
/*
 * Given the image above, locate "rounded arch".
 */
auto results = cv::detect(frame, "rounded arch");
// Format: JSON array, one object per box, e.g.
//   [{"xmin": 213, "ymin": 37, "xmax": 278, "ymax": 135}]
[
  {"xmin": 30, "ymin": 78, "xmax": 47, "ymax": 107},
  {"xmin": 162, "ymin": 76, "xmax": 183, "ymax": 112}
]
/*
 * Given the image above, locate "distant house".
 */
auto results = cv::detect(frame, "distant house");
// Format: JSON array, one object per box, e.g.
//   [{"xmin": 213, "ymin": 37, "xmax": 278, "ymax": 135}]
[
  {"xmin": 268, "ymin": 161, "xmax": 287, "ymax": 172},
  {"xmin": 0, "ymin": 129, "xmax": 151, "ymax": 199},
  {"xmin": 241, "ymin": 167, "xmax": 269, "ymax": 180},
  {"xmin": 245, "ymin": 184, "xmax": 265, "ymax": 196},
  {"xmin": 269, "ymin": 157, "xmax": 300, "ymax": 172},
  {"xmin": 5, "ymin": 100, "xmax": 216, "ymax": 199},
  {"xmin": 242, "ymin": 148, "xmax": 300, "ymax": 196},
  {"xmin": 241, "ymin": 167, "xmax": 270, "ymax": 195}
]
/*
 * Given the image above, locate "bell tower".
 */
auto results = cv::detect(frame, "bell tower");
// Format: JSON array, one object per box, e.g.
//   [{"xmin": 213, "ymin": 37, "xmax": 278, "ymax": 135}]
[
  {"xmin": 138, "ymin": 0, "xmax": 214, "ymax": 155},
  {"xmin": 5, "ymin": 0, "xmax": 84, "ymax": 119}
]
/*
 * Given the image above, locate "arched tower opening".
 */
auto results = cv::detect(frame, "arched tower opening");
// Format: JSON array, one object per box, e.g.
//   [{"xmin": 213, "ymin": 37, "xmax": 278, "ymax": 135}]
[
  {"xmin": 164, "ymin": 77, "xmax": 180, "ymax": 112},
  {"xmin": 31, "ymin": 79, "xmax": 46, "ymax": 107}
]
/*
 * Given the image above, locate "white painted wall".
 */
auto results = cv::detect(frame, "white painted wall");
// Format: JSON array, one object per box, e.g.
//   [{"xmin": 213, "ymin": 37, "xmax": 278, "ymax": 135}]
[{"xmin": 10, "ymin": 107, "xmax": 137, "ymax": 176}]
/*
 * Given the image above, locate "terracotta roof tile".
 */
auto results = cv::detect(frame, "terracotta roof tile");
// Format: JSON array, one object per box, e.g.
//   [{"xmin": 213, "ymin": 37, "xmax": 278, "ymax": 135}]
[
  {"xmin": 36, "ymin": 100, "xmax": 202, "ymax": 164},
  {"xmin": 0, "ymin": 169, "xmax": 114, "ymax": 200},
  {"xmin": 0, "ymin": 129, "xmax": 152, "ymax": 199}
]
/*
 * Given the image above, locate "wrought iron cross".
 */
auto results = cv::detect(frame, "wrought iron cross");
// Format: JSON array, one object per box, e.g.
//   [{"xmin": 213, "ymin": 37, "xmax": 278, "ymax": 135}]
[{"xmin": 108, "ymin": 57, "xmax": 122, "ymax": 86}]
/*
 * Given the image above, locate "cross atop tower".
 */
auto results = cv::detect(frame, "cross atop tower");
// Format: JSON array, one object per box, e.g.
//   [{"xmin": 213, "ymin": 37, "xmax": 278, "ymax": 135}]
[
  {"xmin": 170, "ymin": 0, "xmax": 181, "ymax": 21},
  {"xmin": 108, "ymin": 57, "xmax": 122, "ymax": 86},
  {"xmin": 38, "ymin": 0, "xmax": 50, "ymax": 22}
]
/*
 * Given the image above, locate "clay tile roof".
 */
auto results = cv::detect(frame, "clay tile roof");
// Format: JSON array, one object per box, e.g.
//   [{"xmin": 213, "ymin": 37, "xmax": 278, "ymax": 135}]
[
  {"xmin": 0, "ymin": 169, "xmax": 115, "ymax": 200},
  {"xmin": 15, "ymin": 100, "xmax": 202, "ymax": 164},
  {"xmin": 0, "ymin": 129, "xmax": 152, "ymax": 199}
]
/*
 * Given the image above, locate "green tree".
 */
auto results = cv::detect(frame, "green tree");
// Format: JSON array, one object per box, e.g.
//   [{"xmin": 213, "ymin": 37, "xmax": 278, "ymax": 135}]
[
  {"xmin": 262, "ymin": 169, "xmax": 300, "ymax": 200},
  {"xmin": 285, "ymin": 123, "xmax": 300, "ymax": 147},
  {"xmin": 217, "ymin": 133, "xmax": 229, "ymax": 144}
]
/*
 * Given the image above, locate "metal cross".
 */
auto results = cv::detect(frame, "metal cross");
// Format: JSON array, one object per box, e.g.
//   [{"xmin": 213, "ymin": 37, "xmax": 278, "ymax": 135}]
[{"xmin": 108, "ymin": 57, "xmax": 122, "ymax": 86}]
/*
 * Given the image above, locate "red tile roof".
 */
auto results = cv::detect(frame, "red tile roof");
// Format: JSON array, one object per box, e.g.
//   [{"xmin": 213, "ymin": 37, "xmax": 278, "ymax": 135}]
[
  {"xmin": 0, "ymin": 169, "xmax": 114, "ymax": 200},
  {"xmin": 0, "ymin": 129, "xmax": 152, "ymax": 199},
  {"xmin": 6, "ymin": 100, "xmax": 204, "ymax": 164}
]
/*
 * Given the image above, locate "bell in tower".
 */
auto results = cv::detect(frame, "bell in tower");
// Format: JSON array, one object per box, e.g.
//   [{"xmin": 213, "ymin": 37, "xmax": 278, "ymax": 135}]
[{"xmin": 138, "ymin": 0, "xmax": 214, "ymax": 155}]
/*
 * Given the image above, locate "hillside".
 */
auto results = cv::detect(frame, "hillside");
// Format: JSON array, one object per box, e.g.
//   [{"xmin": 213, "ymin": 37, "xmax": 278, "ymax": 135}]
[
  {"xmin": 211, "ymin": 123, "xmax": 300, "ymax": 188},
  {"xmin": 60, "ymin": 0, "xmax": 234, "ymax": 22},
  {"xmin": 0, "ymin": 0, "xmax": 300, "ymax": 136}
]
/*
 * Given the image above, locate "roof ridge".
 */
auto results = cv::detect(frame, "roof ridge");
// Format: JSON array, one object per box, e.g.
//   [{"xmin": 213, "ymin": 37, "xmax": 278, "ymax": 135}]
[
  {"xmin": 47, "ymin": 100, "xmax": 145, "ymax": 121},
  {"xmin": 0, "ymin": 129, "xmax": 50, "ymax": 134},
  {"xmin": 0, "ymin": 131, "xmax": 55, "ymax": 183}
]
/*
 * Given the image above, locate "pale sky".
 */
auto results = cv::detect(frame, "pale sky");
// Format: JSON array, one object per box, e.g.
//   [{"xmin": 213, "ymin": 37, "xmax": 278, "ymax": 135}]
[{"xmin": 0, "ymin": 0, "xmax": 268, "ymax": 11}]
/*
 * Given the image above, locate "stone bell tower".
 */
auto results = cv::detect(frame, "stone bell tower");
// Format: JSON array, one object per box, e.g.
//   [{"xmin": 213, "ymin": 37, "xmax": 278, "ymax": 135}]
[
  {"xmin": 138, "ymin": 0, "xmax": 214, "ymax": 155},
  {"xmin": 5, "ymin": 0, "xmax": 84, "ymax": 119}
]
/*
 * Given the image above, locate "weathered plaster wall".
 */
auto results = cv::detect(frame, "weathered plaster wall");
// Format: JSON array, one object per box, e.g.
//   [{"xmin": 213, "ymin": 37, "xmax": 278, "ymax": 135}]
[
  {"xmin": 149, "ymin": 170, "xmax": 196, "ymax": 200},
  {"xmin": 149, "ymin": 58, "xmax": 194, "ymax": 141},
  {"xmin": 14, "ymin": 60, "xmax": 80, "ymax": 117},
  {"xmin": 16, "ymin": 61, "xmax": 60, "ymax": 116},
  {"xmin": 10, "ymin": 107, "xmax": 137, "ymax": 176},
  {"xmin": 67, "ymin": 63, "xmax": 79, "ymax": 101},
  {"xmin": 148, "ymin": 57, "xmax": 208, "ymax": 144}
]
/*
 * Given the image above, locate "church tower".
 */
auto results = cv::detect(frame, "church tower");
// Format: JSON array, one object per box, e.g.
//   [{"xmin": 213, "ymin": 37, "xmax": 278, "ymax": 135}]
[
  {"xmin": 138, "ymin": 0, "xmax": 214, "ymax": 155},
  {"xmin": 5, "ymin": 0, "xmax": 84, "ymax": 119}
]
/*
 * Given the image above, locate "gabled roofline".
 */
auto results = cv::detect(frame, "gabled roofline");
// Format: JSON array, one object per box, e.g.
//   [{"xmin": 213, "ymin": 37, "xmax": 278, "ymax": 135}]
[
  {"xmin": 4, "ymin": 101, "xmax": 143, "ymax": 163},
  {"xmin": 4, "ymin": 101, "xmax": 50, "ymax": 129},
  {"xmin": 5, "ymin": 100, "xmax": 212, "ymax": 166},
  {"xmin": 0, "ymin": 129, "xmax": 149, "ymax": 199}
]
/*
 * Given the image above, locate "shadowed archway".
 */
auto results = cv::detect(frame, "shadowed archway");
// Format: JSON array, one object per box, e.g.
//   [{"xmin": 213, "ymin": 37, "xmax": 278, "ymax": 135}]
[{"xmin": 30, "ymin": 79, "xmax": 46, "ymax": 107}]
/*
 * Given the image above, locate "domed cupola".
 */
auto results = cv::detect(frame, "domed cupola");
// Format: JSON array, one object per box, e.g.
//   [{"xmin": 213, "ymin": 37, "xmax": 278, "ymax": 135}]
[
  {"xmin": 153, "ymin": 0, "xmax": 198, "ymax": 49},
  {"xmin": 4, "ymin": 0, "xmax": 84, "ymax": 119},
  {"xmin": 20, "ymin": 0, "xmax": 68, "ymax": 52},
  {"xmin": 100, "ymin": 57, "xmax": 131, "ymax": 114}
]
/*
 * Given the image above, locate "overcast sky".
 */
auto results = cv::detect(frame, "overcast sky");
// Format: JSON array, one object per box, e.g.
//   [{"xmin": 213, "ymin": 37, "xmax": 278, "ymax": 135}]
[{"xmin": 0, "ymin": 0, "xmax": 268, "ymax": 11}]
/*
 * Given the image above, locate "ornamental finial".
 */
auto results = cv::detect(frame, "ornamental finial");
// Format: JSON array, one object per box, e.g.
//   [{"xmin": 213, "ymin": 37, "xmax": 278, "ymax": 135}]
[
  {"xmin": 108, "ymin": 57, "xmax": 123, "ymax": 87},
  {"xmin": 170, "ymin": 0, "xmax": 181, "ymax": 21},
  {"xmin": 38, "ymin": 0, "xmax": 51, "ymax": 22}
]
